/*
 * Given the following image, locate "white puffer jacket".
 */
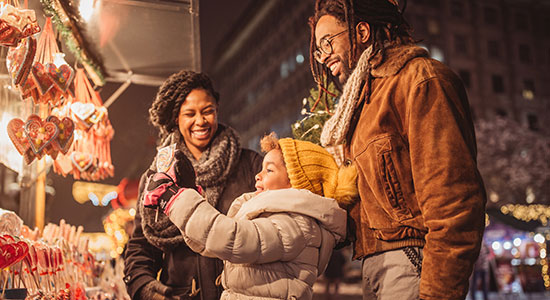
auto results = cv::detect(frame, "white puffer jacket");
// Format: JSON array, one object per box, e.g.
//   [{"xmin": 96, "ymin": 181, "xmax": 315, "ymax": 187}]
[{"xmin": 167, "ymin": 188, "xmax": 347, "ymax": 300}]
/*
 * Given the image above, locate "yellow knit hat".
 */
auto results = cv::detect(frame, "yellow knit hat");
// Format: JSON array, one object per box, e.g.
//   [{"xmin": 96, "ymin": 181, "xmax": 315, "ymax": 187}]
[{"xmin": 278, "ymin": 138, "xmax": 339, "ymax": 198}]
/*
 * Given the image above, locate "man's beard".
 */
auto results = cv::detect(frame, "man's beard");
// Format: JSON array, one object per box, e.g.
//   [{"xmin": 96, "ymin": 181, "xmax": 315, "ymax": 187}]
[{"xmin": 337, "ymin": 53, "xmax": 353, "ymax": 84}]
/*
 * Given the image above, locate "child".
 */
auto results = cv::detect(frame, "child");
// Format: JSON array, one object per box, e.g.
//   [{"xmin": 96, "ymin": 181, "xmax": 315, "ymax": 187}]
[{"xmin": 144, "ymin": 134, "xmax": 357, "ymax": 300}]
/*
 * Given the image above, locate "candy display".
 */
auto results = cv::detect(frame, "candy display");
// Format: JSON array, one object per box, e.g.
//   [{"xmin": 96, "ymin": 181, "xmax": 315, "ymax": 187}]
[{"xmin": 0, "ymin": 214, "xmax": 130, "ymax": 299}]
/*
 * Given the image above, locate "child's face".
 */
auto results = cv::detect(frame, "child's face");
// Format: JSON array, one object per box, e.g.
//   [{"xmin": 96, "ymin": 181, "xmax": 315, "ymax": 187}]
[{"xmin": 255, "ymin": 149, "xmax": 291, "ymax": 194}]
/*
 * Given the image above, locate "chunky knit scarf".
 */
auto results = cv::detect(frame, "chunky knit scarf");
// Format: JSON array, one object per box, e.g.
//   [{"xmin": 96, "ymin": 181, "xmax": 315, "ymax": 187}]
[
  {"xmin": 140, "ymin": 124, "xmax": 241, "ymax": 251},
  {"xmin": 320, "ymin": 46, "xmax": 373, "ymax": 147}
]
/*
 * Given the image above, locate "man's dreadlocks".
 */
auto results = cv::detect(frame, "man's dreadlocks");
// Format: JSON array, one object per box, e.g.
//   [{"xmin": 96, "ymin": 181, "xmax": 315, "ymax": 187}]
[{"xmin": 309, "ymin": 0, "xmax": 413, "ymax": 90}]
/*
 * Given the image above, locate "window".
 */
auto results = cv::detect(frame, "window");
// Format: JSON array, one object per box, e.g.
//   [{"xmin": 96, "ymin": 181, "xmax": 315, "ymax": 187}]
[
  {"xmin": 458, "ymin": 70, "xmax": 471, "ymax": 88},
  {"xmin": 484, "ymin": 7, "xmax": 498, "ymax": 25},
  {"xmin": 518, "ymin": 44, "xmax": 532, "ymax": 64},
  {"xmin": 451, "ymin": 1, "xmax": 464, "ymax": 18},
  {"xmin": 522, "ymin": 79, "xmax": 535, "ymax": 100},
  {"xmin": 492, "ymin": 75, "xmax": 504, "ymax": 93},
  {"xmin": 515, "ymin": 12, "xmax": 528, "ymax": 31},
  {"xmin": 454, "ymin": 34, "xmax": 468, "ymax": 54},
  {"xmin": 527, "ymin": 114, "xmax": 538, "ymax": 131},
  {"xmin": 487, "ymin": 40, "xmax": 500, "ymax": 58}
]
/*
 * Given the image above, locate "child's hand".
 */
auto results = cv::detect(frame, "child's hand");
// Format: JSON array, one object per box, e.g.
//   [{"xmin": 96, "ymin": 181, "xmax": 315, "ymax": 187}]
[
  {"xmin": 143, "ymin": 151, "xmax": 199, "ymax": 214},
  {"xmin": 143, "ymin": 171, "xmax": 180, "ymax": 211}
]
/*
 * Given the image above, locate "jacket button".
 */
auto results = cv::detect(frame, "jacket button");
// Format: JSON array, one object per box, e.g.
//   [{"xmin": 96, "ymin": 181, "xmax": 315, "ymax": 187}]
[{"xmin": 344, "ymin": 159, "xmax": 352, "ymax": 166}]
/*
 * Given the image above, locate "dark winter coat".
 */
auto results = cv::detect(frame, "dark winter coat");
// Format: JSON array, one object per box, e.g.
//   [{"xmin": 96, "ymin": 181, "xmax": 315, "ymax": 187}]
[{"xmin": 123, "ymin": 148, "xmax": 262, "ymax": 300}]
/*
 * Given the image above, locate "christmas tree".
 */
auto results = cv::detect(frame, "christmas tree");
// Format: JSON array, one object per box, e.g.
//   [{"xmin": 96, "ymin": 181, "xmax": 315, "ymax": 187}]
[{"xmin": 291, "ymin": 81, "xmax": 341, "ymax": 145}]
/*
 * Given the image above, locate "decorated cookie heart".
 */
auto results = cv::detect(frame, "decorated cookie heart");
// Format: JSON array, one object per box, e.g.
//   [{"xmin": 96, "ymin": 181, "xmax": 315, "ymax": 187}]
[
  {"xmin": 46, "ymin": 63, "xmax": 74, "ymax": 92},
  {"xmin": 7, "ymin": 118, "xmax": 29, "ymax": 155},
  {"xmin": 71, "ymin": 152, "xmax": 94, "ymax": 172},
  {"xmin": 89, "ymin": 106, "xmax": 106, "ymax": 124},
  {"xmin": 31, "ymin": 62, "xmax": 54, "ymax": 95},
  {"xmin": 6, "ymin": 36, "xmax": 36, "ymax": 86},
  {"xmin": 0, "ymin": 19, "xmax": 20, "ymax": 47},
  {"xmin": 46, "ymin": 115, "xmax": 75, "ymax": 154},
  {"xmin": 71, "ymin": 102, "xmax": 96, "ymax": 123},
  {"xmin": 24, "ymin": 116, "xmax": 59, "ymax": 155}
]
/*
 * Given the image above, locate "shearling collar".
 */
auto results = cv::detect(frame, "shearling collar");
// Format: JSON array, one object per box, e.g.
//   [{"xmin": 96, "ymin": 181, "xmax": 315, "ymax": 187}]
[{"xmin": 369, "ymin": 44, "xmax": 429, "ymax": 78}]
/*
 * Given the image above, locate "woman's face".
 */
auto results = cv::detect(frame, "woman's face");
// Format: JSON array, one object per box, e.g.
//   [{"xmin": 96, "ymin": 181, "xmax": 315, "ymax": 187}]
[{"xmin": 178, "ymin": 89, "xmax": 218, "ymax": 158}]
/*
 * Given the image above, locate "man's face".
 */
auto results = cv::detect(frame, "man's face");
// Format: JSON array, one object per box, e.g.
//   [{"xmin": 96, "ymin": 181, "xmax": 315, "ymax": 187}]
[
  {"xmin": 255, "ymin": 149, "xmax": 291, "ymax": 194},
  {"xmin": 315, "ymin": 15, "xmax": 353, "ymax": 84}
]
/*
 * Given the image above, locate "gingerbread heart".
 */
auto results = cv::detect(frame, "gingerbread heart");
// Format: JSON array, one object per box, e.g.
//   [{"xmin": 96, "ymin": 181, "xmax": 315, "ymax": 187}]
[
  {"xmin": 46, "ymin": 63, "xmax": 74, "ymax": 92},
  {"xmin": 7, "ymin": 118, "xmax": 29, "ymax": 155},
  {"xmin": 71, "ymin": 102, "xmax": 95, "ymax": 123},
  {"xmin": 7, "ymin": 118, "xmax": 35, "ymax": 164},
  {"xmin": 46, "ymin": 115, "xmax": 75, "ymax": 154},
  {"xmin": 71, "ymin": 152, "xmax": 94, "ymax": 172},
  {"xmin": 25, "ymin": 116, "xmax": 59, "ymax": 155},
  {"xmin": 89, "ymin": 106, "xmax": 106, "ymax": 124},
  {"xmin": 0, "ymin": 19, "xmax": 20, "ymax": 47},
  {"xmin": 31, "ymin": 62, "xmax": 54, "ymax": 96},
  {"xmin": 6, "ymin": 36, "xmax": 36, "ymax": 86}
]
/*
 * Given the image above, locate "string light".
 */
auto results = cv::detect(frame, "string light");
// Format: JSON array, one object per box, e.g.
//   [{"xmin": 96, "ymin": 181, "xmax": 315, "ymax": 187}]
[
  {"xmin": 500, "ymin": 204, "xmax": 550, "ymax": 226},
  {"xmin": 536, "ymin": 235, "xmax": 550, "ymax": 290},
  {"xmin": 103, "ymin": 208, "xmax": 134, "ymax": 258}
]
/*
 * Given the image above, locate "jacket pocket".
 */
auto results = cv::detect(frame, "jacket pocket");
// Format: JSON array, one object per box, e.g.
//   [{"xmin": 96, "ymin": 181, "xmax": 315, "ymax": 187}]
[{"xmin": 375, "ymin": 137, "xmax": 413, "ymax": 221}]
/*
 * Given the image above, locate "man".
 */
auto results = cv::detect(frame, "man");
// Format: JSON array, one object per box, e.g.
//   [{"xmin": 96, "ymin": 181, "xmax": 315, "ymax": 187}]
[{"xmin": 310, "ymin": 1, "xmax": 487, "ymax": 299}]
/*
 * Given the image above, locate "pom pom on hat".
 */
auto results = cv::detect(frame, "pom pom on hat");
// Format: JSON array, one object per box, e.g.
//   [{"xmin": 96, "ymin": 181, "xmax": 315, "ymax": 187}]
[{"xmin": 278, "ymin": 138, "xmax": 339, "ymax": 198}]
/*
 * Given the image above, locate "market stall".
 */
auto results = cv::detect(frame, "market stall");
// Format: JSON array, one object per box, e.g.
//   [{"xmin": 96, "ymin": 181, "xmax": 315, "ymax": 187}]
[
  {"xmin": 0, "ymin": 0, "xmax": 200, "ymax": 298},
  {"xmin": 484, "ymin": 207, "xmax": 550, "ymax": 295}
]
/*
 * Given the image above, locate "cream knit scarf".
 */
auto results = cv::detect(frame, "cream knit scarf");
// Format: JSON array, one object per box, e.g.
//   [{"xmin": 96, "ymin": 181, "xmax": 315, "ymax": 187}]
[{"xmin": 320, "ymin": 46, "xmax": 373, "ymax": 147}]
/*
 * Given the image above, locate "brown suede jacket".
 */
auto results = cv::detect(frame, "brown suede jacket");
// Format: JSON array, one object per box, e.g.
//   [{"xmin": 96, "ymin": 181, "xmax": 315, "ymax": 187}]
[{"xmin": 345, "ymin": 44, "xmax": 487, "ymax": 300}]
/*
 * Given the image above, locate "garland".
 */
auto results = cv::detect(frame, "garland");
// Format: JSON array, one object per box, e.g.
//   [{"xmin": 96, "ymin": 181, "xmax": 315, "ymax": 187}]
[{"xmin": 39, "ymin": 0, "xmax": 106, "ymax": 86}]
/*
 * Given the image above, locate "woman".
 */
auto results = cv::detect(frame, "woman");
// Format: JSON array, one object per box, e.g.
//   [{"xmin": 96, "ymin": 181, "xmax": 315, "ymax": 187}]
[{"xmin": 123, "ymin": 71, "xmax": 262, "ymax": 300}]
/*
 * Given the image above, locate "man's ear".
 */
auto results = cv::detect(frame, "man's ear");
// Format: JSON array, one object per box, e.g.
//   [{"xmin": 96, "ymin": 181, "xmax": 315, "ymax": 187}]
[{"xmin": 356, "ymin": 22, "xmax": 370, "ymax": 45}]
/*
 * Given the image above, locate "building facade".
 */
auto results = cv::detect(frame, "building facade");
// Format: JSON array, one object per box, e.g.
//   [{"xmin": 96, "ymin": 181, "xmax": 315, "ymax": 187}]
[{"xmin": 209, "ymin": 0, "xmax": 549, "ymax": 149}]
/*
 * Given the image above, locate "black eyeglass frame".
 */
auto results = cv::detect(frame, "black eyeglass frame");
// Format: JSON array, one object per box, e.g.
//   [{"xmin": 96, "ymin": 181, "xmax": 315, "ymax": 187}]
[{"xmin": 313, "ymin": 30, "xmax": 348, "ymax": 62}]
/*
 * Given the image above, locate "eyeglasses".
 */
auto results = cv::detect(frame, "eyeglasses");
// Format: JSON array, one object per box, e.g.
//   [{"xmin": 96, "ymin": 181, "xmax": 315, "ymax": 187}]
[{"xmin": 314, "ymin": 30, "xmax": 347, "ymax": 62}]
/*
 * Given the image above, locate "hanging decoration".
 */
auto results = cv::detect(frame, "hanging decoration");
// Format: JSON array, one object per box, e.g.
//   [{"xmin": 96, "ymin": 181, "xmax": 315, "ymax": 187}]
[
  {"xmin": 39, "ymin": 0, "xmax": 106, "ymax": 86},
  {"xmin": 0, "ymin": 1, "xmax": 40, "ymax": 47},
  {"xmin": 52, "ymin": 68, "xmax": 114, "ymax": 180},
  {"xmin": 24, "ymin": 17, "xmax": 74, "ymax": 105},
  {"xmin": 2, "ymin": 10, "xmax": 114, "ymax": 181}
]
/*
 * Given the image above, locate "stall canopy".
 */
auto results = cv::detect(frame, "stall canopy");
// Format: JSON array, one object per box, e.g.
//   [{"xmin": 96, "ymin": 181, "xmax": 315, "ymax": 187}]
[{"xmin": 29, "ymin": 0, "xmax": 201, "ymax": 87}]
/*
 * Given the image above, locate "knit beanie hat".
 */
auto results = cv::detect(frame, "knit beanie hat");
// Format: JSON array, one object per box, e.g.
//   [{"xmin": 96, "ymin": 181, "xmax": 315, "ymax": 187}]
[{"xmin": 278, "ymin": 138, "xmax": 339, "ymax": 198}]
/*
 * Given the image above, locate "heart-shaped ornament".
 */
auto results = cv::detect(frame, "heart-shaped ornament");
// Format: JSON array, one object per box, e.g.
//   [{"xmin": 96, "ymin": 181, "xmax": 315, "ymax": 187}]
[
  {"xmin": 24, "ymin": 116, "xmax": 59, "ymax": 155},
  {"xmin": 88, "ymin": 106, "xmax": 106, "ymax": 124},
  {"xmin": 71, "ymin": 152, "xmax": 94, "ymax": 172},
  {"xmin": 31, "ymin": 61, "xmax": 54, "ymax": 95},
  {"xmin": 71, "ymin": 102, "xmax": 96, "ymax": 123},
  {"xmin": 46, "ymin": 63, "xmax": 74, "ymax": 92},
  {"xmin": 0, "ymin": 243, "xmax": 18, "ymax": 269},
  {"xmin": 6, "ymin": 36, "xmax": 36, "ymax": 86},
  {"xmin": 46, "ymin": 115, "xmax": 74, "ymax": 154},
  {"xmin": 7, "ymin": 118, "xmax": 29, "ymax": 155}
]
